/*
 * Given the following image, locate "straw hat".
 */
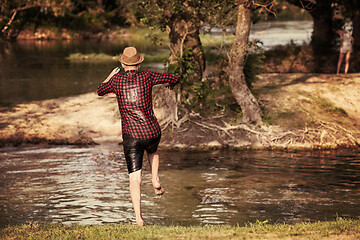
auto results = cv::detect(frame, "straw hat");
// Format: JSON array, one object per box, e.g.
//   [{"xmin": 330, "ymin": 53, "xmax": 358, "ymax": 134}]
[{"xmin": 119, "ymin": 47, "xmax": 144, "ymax": 65}]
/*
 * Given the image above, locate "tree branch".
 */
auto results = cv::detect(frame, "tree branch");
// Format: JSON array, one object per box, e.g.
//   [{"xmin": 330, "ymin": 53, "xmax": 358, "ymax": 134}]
[
  {"xmin": 285, "ymin": 0, "xmax": 316, "ymax": 11},
  {"xmin": 1, "ymin": 10, "xmax": 17, "ymax": 33},
  {"xmin": 251, "ymin": 0, "xmax": 277, "ymax": 16},
  {"xmin": 1, "ymin": 4, "xmax": 44, "ymax": 34}
]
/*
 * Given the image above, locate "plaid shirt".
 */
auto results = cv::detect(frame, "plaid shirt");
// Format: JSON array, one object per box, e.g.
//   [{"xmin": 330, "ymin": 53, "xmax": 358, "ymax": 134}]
[{"xmin": 97, "ymin": 70, "xmax": 180, "ymax": 140}]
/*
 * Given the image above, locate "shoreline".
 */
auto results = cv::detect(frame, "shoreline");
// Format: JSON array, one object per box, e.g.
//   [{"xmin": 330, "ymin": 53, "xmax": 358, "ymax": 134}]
[
  {"xmin": 14, "ymin": 27, "xmax": 131, "ymax": 41},
  {"xmin": 1, "ymin": 73, "xmax": 360, "ymax": 151}
]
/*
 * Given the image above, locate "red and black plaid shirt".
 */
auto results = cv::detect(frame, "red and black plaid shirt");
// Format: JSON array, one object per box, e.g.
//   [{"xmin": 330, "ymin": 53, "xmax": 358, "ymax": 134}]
[{"xmin": 97, "ymin": 70, "xmax": 180, "ymax": 140}]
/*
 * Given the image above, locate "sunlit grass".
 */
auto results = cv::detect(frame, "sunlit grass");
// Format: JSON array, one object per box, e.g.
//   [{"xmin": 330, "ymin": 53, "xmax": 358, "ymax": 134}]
[
  {"xmin": 200, "ymin": 33, "xmax": 235, "ymax": 47},
  {"xmin": 1, "ymin": 218, "xmax": 359, "ymax": 239},
  {"xmin": 68, "ymin": 51, "xmax": 169, "ymax": 64},
  {"xmin": 128, "ymin": 27, "xmax": 169, "ymax": 46},
  {"xmin": 68, "ymin": 53, "xmax": 117, "ymax": 61},
  {"xmin": 298, "ymin": 91, "xmax": 348, "ymax": 116}
]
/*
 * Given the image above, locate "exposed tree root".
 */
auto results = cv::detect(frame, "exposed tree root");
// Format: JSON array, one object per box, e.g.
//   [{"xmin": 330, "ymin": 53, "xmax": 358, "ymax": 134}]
[
  {"xmin": 160, "ymin": 113, "xmax": 189, "ymax": 131},
  {"xmin": 186, "ymin": 117, "xmax": 360, "ymax": 149}
]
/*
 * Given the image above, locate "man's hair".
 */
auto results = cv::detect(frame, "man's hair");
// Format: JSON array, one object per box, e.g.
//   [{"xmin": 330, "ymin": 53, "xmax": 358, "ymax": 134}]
[{"xmin": 122, "ymin": 63, "xmax": 141, "ymax": 68}]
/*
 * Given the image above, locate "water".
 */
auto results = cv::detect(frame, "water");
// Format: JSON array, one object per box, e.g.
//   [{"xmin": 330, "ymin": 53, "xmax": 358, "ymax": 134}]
[
  {"xmin": 1, "ymin": 145, "xmax": 359, "ymax": 227},
  {"xmin": 0, "ymin": 21, "xmax": 313, "ymax": 105},
  {"xmin": 3, "ymin": 21, "xmax": 353, "ymax": 227},
  {"xmin": 0, "ymin": 39, "xmax": 166, "ymax": 105},
  {"xmin": 249, "ymin": 21, "xmax": 313, "ymax": 49},
  {"xmin": 207, "ymin": 21, "xmax": 313, "ymax": 49}
]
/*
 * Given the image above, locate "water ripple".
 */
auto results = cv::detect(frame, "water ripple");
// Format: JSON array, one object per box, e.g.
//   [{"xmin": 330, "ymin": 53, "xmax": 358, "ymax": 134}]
[{"xmin": 0, "ymin": 146, "xmax": 359, "ymax": 226}]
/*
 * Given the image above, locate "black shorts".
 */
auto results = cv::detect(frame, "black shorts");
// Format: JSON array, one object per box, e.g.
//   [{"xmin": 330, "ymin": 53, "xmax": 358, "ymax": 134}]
[{"xmin": 122, "ymin": 133, "xmax": 161, "ymax": 174}]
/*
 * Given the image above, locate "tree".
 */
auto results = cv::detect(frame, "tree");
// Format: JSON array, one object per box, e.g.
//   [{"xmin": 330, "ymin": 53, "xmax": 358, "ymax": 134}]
[
  {"xmin": 0, "ymin": 0, "xmax": 72, "ymax": 39},
  {"xmin": 285, "ymin": 0, "xmax": 335, "ymax": 72},
  {"xmin": 0, "ymin": 0, "xmax": 132, "ymax": 40},
  {"xmin": 227, "ymin": 1, "xmax": 263, "ymax": 124},
  {"xmin": 353, "ymin": 8, "xmax": 360, "ymax": 49},
  {"xmin": 139, "ymin": 0, "xmax": 206, "ymax": 107},
  {"xmin": 140, "ymin": 0, "xmax": 268, "ymax": 124}
]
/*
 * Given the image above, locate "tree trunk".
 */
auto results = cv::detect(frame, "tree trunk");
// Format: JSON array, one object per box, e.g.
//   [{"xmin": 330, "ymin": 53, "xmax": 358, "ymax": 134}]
[
  {"xmin": 286, "ymin": 0, "xmax": 333, "ymax": 45},
  {"xmin": 353, "ymin": 8, "xmax": 360, "ymax": 50},
  {"xmin": 286, "ymin": 0, "xmax": 334, "ymax": 72},
  {"xmin": 309, "ymin": 0, "xmax": 334, "ymax": 72},
  {"xmin": 227, "ymin": 4, "xmax": 262, "ymax": 124},
  {"xmin": 167, "ymin": 15, "xmax": 205, "ymax": 82}
]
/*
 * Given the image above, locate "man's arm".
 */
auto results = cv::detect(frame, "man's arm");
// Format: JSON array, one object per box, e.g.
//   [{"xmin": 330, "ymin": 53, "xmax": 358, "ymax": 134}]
[
  {"xmin": 148, "ymin": 71, "xmax": 180, "ymax": 89},
  {"xmin": 103, "ymin": 67, "xmax": 120, "ymax": 83},
  {"xmin": 97, "ymin": 67, "xmax": 120, "ymax": 96}
]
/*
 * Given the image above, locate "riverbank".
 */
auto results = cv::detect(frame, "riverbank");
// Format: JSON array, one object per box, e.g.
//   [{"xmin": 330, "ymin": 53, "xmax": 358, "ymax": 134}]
[
  {"xmin": 1, "ymin": 73, "xmax": 360, "ymax": 150},
  {"xmin": 15, "ymin": 27, "xmax": 132, "ymax": 41},
  {"xmin": 1, "ymin": 218, "xmax": 359, "ymax": 239}
]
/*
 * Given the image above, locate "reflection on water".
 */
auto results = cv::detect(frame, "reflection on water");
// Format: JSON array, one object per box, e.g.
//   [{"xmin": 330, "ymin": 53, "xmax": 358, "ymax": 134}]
[{"xmin": 0, "ymin": 145, "xmax": 359, "ymax": 227}]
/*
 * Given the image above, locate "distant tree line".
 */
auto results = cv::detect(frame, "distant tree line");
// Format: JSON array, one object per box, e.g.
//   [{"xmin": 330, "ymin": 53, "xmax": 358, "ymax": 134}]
[{"xmin": 0, "ymin": 0, "xmax": 136, "ymax": 40}]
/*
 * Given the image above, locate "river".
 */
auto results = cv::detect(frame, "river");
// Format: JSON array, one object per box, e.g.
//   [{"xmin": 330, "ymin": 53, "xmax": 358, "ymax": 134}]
[
  {"xmin": 0, "ymin": 21, "xmax": 312, "ymax": 105},
  {"xmin": 0, "ymin": 145, "xmax": 359, "ymax": 227}
]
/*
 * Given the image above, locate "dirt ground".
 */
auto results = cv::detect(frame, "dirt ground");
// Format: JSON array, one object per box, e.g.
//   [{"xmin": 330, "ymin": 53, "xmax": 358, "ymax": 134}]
[{"xmin": 1, "ymin": 73, "xmax": 360, "ymax": 150}]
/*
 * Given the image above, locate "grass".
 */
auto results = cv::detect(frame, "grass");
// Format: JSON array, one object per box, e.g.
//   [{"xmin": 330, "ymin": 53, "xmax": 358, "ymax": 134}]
[
  {"xmin": 68, "ymin": 53, "xmax": 117, "ymax": 61},
  {"xmin": 128, "ymin": 27, "xmax": 169, "ymax": 46},
  {"xmin": 200, "ymin": 33, "xmax": 235, "ymax": 47},
  {"xmin": 316, "ymin": 97, "xmax": 348, "ymax": 115},
  {"xmin": 298, "ymin": 91, "xmax": 348, "ymax": 116},
  {"xmin": 68, "ymin": 52, "xmax": 169, "ymax": 64},
  {"xmin": 1, "ymin": 218, "xmax": 359, "ymax": 239}
]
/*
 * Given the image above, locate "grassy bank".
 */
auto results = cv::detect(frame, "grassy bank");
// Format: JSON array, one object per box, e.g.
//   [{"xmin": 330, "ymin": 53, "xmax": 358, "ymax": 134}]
[{"xmin": 1, "ymin": 218, "xmax": 359, "ymax": 239}]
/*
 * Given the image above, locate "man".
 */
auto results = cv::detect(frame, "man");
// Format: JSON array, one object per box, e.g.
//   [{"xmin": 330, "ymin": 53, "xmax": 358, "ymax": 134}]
[{"xmin": 97, "ymin": 47, "xmax": 180, "ymax": 226}]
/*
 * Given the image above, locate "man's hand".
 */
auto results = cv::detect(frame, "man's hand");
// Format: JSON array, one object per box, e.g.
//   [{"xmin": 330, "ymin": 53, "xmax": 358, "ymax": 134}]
[
  {"xmin": 165, "ymin": 83, "xmax": 174, "ymax": 90},
  {"xmin": 103, "ymin": 67, "xmax": 120, "ymax": 83}
]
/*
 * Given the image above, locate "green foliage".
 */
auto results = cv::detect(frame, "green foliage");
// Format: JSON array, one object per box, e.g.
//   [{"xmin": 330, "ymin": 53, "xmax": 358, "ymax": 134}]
[
  {"xmin": 167, "ymin": 48, "xmax": 197, "ymax": 78},
  {"xmin": 261, "ymin": 107, "xmax": 275, "ymax": 125},
  {"xmin": 207, "ymin": 38, "xmax": 264, "ymax": 91},
  {"xmin": 137, "ymin": 0, "xmax": 169, "ymax": 30},
  {"xmin": 69, "ymin": 11, "xmax": 108, "ymax": 32},
  {"xmin": 265, "ymin": 40, "xmax": 302, "ymax": 61},
  {"xmin": 244, "ymin": 40, "xmax": 265, "ymax": 89},
  {"xmin": 252, "ymin": 0, "xmax": 311, "ymax": 22},
  {"xmin": 138, "ymin": 0, "xmax": 229, "ymax": 28},
  {"xmin": 165, "ymin": 41, "xmax": 240, "ymax": 115},
  {"xmin": 167, "ymin": 47, "xmax": 199, "ymax": 107},
  {"xmin": 193, "ymin": 81, "xmax": 211, "ymax": 101},
  {"xmin": 0, "ymin": 0, "xmax": 134, "ymax": 39},
  {"xmin": 0, "ymin": 0, "xmax": 73, "ymax": 39},
  {"xmin": 299, "ymin": 91, "xmax": 348, "ymax": 116}
]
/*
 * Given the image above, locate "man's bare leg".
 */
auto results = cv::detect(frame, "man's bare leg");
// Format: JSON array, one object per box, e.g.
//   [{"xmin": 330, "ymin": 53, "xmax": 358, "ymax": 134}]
[
  {"xmin": 148, "ymin": 152, "xmax": 165, "ymax": 195},
  {"xmin": 129, "ymin": 169, "xmax": 144, "ymax": 226}
]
